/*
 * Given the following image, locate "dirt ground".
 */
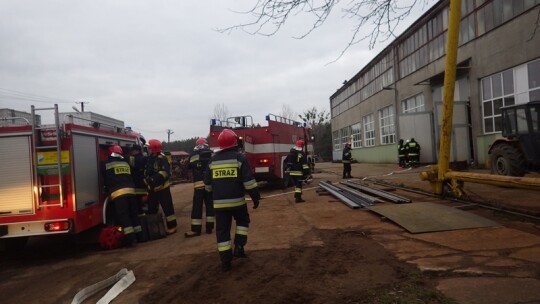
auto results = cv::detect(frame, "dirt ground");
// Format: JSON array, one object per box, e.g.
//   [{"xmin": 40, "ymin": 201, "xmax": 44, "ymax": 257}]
[{"xmin": 1, "ymin": 162, "xmax": 540, "ymax": 304}]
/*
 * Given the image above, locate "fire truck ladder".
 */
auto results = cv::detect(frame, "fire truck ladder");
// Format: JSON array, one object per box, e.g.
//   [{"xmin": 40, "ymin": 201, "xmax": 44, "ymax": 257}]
[{"xmin": 31, "ymin": 104, "xmax": 64, "ymax": 208}]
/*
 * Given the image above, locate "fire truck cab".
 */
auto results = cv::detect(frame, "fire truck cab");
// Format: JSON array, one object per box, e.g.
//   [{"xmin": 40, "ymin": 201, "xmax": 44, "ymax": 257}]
[
  {"xmin": 208, "ymin": 114, "xmax": 313, "ymax": 188},
  {"xmin": 0, "ymin": 105, "xmax": 145, "ymax": 249}
]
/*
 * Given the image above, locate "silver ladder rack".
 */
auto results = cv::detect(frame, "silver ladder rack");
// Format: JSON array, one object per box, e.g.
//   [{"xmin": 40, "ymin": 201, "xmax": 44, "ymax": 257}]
[{"xmin": 31, "ymin": 104, "xmax": 64, "ymax": 208}]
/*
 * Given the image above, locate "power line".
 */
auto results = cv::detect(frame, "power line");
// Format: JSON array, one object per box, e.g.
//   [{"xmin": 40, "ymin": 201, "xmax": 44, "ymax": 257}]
[{"xmin": 0, "ymin": 87, "xmax": 75, "ymax": 104}]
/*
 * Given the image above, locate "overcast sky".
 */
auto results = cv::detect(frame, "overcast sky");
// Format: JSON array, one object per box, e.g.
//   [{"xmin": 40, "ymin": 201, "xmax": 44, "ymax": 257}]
[{"xmin": 0, "ymin": 0, "xmax": 432, "ymax": 142}]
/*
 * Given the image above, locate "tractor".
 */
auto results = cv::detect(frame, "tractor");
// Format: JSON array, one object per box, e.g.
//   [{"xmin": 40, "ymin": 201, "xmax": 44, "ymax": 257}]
[{"xmin": 489, "ymin": 100, "xmax": 540, "ymax": 176}]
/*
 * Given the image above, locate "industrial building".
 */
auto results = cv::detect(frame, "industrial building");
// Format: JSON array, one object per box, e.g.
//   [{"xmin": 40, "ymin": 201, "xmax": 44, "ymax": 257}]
[{"xmin": 330, "ymin": 0, "xmax": 540, "ymax": 168}]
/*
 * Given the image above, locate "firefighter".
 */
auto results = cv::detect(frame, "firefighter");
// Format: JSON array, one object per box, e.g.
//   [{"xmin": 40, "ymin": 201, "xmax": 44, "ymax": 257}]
[
  {"xmin": 101, "ymin": 145, "xmax": 142, "ymax": 247},
  {"xmin": 144, "ymin": 139, "xmax": 178, "ymax": 234},
  {"xmin": 185, "ymin": 138, "xmax": 215, "ymax": 238},
  {"xmin": 405, "ymin": 138, "xmax": 421, "ymax": 167},
  {"xmin": 342, "ymin": 142, "xmax": 353, "ymax": 178},
  {"xmin": 203, "ymin": 129, "xmax": 260, "ymax": 272},
  {"xmin": 128, "ymin": 144, "xmax": 148, "ymax": 215},
  {"xmin": 286, "ymin": 139, "xmax": 311, "ymax": 203},
  {"xmin": 398, "ymin": 139, "xmax": 406, "ymax": 168}
]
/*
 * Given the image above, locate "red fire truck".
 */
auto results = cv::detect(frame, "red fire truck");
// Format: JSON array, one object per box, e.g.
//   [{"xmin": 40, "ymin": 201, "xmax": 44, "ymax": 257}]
[
  {"xmin": 208, "ymin": 114, "xmax": 313, "ymax": 187},
  {"xmin": 0, "ymin": 105, "xmax": 145, "ymax": 249}
]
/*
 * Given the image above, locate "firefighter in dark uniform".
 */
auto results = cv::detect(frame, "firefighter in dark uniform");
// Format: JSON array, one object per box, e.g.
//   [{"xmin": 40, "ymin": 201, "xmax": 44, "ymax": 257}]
[
  {"xmin": 101, "ymin": 145, "xmax": 142, "ymax": 247},
  {"xmin": 342, "ymin": 142, "xmax": 353, "ymax": 178},
  {"xmin": 398, "ymin": 139, "xmax": 406, "ymax": 168},
  {"xmin": 144, "ymin": 139, "xmax": 178, "ymax": 234},
  {"xmin": 128, "ymin": 144, "xmax": 148, "ymax": 215},
  {"xmin": 405, "ymin": 138, "xmax": 421, "ymax": 167},
  {"xmin": 285, "ymin": 139, "xmax": 311, "ymax": 203},
  {"xmin": 203, "ymin": 129, "xmax": 260, "ymax": 272},
  {"xmin": 185, "ymin": 138, "xmax": 215, "ymax": 238}
]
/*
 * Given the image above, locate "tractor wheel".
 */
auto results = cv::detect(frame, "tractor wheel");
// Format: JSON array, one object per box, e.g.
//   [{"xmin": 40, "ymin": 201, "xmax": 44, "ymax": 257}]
[{"xmin": 490, "ymin": 143, "xmax": 526, "ymax": 176}]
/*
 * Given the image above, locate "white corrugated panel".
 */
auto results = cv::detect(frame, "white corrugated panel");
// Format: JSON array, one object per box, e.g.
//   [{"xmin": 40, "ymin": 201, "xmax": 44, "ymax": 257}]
[{"xmin": 0, "ymin": 136, "xmax": 34, "ymax": 214}]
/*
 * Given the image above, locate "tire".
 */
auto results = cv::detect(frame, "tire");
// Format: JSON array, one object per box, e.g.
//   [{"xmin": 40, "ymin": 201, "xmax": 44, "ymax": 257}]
[
  {"xmin": 5, "ymin": 237, "xmax": 29, "ymax": 252},
  {"xmin": 490, "ymin": 143, "xmax": 526, "ymax": 177}
]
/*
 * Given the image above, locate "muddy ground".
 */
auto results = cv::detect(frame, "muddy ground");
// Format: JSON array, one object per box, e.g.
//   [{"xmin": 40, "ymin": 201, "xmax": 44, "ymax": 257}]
[{"xmin": 1, "ymin": 162, "xmax": 540, "ymax": 304}]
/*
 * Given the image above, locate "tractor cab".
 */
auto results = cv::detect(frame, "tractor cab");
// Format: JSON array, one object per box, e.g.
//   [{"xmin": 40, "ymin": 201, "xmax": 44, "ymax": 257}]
[{"xmin": 489, "ymin": 101, "xmax": 540, "ymax": 176}]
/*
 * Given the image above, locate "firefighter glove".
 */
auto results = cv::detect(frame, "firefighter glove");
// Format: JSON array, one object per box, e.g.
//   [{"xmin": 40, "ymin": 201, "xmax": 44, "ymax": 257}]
[{"xmin": 253, "ymin": 199, "xmax": 260, "ymax": 209}]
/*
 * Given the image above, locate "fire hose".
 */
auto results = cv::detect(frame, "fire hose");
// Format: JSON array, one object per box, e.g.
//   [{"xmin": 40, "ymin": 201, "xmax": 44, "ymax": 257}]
[{"xmin": 71, "ymin": 268, "xmax": 135, "ymax": 304}]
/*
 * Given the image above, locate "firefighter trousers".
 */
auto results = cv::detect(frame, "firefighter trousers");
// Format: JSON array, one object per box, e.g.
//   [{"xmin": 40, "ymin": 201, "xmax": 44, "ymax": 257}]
[
  {"xmin": 292, "ymin": 176, "xmax": 304, "ymax": 199},
  {"xmin": 215, "ymin": 205, "xmax": 250, "ymax": 263},
  {"xmin": 147, "ymin": 188, "xmax": 178, "ymax": 229},
  {"xmin": 190, "ymin": 187, "xmax": 215, "ymax": 233},
  {"xmin": 112, "ymin": 194, "xmax": 142, "ymax": 241},
  {"xmin": 343, "ymin": 163, "xmax": 352, "ymax": 178}
]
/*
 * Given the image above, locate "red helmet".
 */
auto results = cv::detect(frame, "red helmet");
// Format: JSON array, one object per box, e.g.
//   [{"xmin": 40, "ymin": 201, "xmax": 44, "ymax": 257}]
[
  {"xmin": 345, "ymin": 142, "xmax": 351, "ymax": 147},
  {"xmin": 148, "ymin": 139, "xmax": 162, "ymax": 154},
  {"xmin": 196, "ymin": 138, "xmax": 208, "ymax": 145},
  {"xmin": 295, "ymin": 139, "xmax": 305, "ymax": 148},
  {"xmin": 109, "ymin": 145, "xmax": 123, "ymax": 155},
  {"xmin": 218, "ymin": 129, "xmax": 238, "ymax": 150}
]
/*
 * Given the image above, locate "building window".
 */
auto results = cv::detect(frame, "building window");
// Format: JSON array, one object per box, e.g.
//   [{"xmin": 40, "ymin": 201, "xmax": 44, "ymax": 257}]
[
  {"xmin": 482, "ymin": 58, "xmax": 540, "ymax": 134},
  {"xmin": 351, "ymin": 123, "xmax": 362, "ymax": 148},
  {"xmin": 340, "ymin": 126, "xmax": 351, "ymax": 149},
  {"xmin": 402, "ymin": 94, "xmax": 425, "ymax": 113},
  {"xmin": 379, "ymin": 106, "xmax": 396, "ymax": 145},
  {"xmin": 482, "ymin": 70, "xmax": 516, "ymax": 133},
  {"xmin": 333, "ymin": 130, "xmax": 340, "ymax": 151},
  {"xmin": 528, "ymin": 59, "xmax": 540, "ymax": 101},
  {"xmin": 362, "ymin": 114, "xmax": 375, "ymax": 147}
]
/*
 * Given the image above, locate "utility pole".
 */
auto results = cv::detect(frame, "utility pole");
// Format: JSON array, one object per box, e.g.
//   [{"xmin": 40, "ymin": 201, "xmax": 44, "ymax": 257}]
[
  {"xmin": 166, "ymin": 129, "xmax": 174, "ymax": 143},
  {"xmin": 75, "ymin": 101, "xmax": 89, "ymax": 112}
]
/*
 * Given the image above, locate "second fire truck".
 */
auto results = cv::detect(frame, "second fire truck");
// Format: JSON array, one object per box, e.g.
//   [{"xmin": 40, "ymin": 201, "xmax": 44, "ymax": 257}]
[{"xmin": 208, "ymin": 114, "xmax": 313, "ymax": 188}]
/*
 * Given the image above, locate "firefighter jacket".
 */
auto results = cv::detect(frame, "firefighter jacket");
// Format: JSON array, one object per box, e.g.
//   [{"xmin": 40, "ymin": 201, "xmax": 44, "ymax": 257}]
[
  {"xmin": 144, "ymin": 152, "xmax": 171, "ymax": 192},
  {"xmin": 203, "ymin": 148, "xmax": 260, "ymax": 210},
  {"xmin": 342, "ymin": 146, "xmax": 352, "ymax": 163},
  {"xmin": 101, "ymin": 156, "xmax": 135, "ymax": 200},
  {"xmin": 128, "ymin": 154, "xmax": 148, "ymax": 195},
  {"xmin": 286, "ymin": 148, "xmax": 311, "ymax": 178},
  {"xmin": 405, "ymin": 140, "xmax": 421, "ymax": 157},
  {"xmin": 188, "ymin": 147, "xmax": 212, "ymax": 189},
  {"xmin": 398, "ymin": 144, "xmax": 406, "ymax": 158}
]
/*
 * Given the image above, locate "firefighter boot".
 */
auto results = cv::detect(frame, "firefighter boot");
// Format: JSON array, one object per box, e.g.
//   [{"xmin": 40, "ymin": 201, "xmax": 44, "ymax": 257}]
[
  {"xmin": 184, "ymin": 231, "xmax": 201, "ymax": 238},
  {"xmin": 221, "ymin": 261, "xmax": 232, "ymax": 272},
  {"xmin": 233, "ymin": 245, "xmax": 247, "ymax": 258},
  {"xmin": 166, "ymin": 226, "xmax": 177, "ymax": 235},
  {"xmin": 295, "ymin": 195, "xmax": 306, "ymax": 203},
  {"xmin": 123, "ymin": 233, "xmax": 138, "ymax": 248}
]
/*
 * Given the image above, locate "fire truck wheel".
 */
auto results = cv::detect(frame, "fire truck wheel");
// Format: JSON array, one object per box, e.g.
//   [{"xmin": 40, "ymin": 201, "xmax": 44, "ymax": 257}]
[{"xmin": 4, "ymin": 237, "xmax": 29, "ymax": 253}]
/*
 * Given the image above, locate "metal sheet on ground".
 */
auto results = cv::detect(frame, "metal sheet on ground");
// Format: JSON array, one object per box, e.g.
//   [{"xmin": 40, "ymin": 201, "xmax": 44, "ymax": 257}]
[{"xmin": 367, "ymin": 202, "xmax": 500, "ymax": 233}]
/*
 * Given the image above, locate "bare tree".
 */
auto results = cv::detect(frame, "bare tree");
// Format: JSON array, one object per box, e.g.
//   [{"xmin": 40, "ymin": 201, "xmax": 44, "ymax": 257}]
[
  {"xmin": 298, "ymin": 107, "xmax": 331, "ymax": 160},
  {"xmin": 299, "ymin": 106, "xmax": 330, "ymax": 127},
  {"xmin": 212, "ymin": 102, "xmax": 230, "ymax": 122},
  {"xmin": 280, "ymin": 104, "xmax": 297, "ymax": 120},
  {"xmin": 218, "ymin": 0, "xmax": 433, "ymax": 60}
]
